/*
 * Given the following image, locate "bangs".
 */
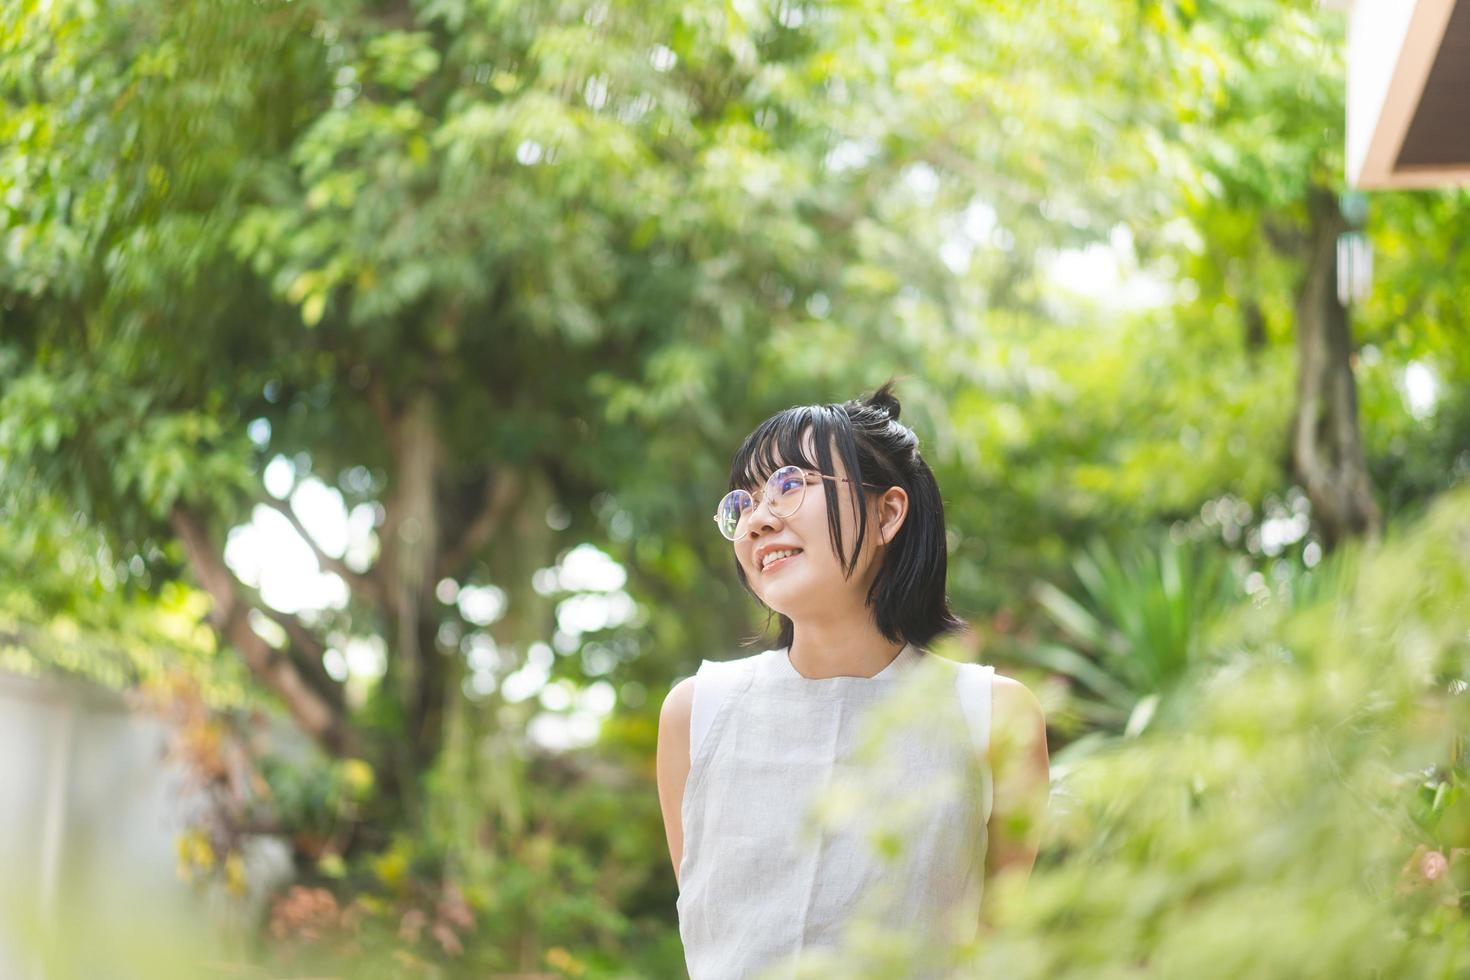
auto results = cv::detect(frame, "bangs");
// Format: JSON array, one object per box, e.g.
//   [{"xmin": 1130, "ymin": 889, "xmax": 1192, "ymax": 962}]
[{"xmin": 727, "ymin": 408, "xmax": 834, "ymax": 494}]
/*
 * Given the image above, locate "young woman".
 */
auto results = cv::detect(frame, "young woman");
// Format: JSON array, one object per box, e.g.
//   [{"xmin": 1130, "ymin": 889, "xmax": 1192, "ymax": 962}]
[{"xmin": 656, "ymin": 380, "xmax": 1050, "ymax": 979}]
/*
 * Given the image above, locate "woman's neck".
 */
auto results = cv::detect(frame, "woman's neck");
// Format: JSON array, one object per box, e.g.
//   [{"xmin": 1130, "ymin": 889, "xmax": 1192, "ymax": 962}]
[{"xmin": 787, "ymin": 629, "xmax": 906, "ymax": 679}]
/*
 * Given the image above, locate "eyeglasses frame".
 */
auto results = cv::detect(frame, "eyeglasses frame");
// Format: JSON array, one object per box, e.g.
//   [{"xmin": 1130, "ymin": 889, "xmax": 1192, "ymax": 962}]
[{"xmin": 713, "ymin": 465, "xmax": 887, "ymax": 541}]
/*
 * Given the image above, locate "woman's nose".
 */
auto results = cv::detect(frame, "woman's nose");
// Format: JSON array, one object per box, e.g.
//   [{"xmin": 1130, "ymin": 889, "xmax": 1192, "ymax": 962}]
[{"xmin": 745, "ymin": 496, "xmax": 783, "ymax": 538}]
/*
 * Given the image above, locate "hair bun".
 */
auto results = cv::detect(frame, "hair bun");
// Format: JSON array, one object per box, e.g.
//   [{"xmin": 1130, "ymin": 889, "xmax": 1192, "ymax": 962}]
[{"xmin": 866, "ymin": 379, "xmax": 902, "ymax": 422}]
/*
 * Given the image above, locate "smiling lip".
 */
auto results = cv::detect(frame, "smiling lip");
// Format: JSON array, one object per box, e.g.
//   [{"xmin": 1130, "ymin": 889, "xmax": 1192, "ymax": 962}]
[{"xmin": 761, "ymin": 551, "xmax": 802, "ymax": 574}]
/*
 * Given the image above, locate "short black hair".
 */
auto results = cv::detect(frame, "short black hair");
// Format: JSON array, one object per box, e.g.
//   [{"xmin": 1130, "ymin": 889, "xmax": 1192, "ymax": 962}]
[{"xmin": 726, "ymin": 377, "xmax": 968, "ymax": 651}]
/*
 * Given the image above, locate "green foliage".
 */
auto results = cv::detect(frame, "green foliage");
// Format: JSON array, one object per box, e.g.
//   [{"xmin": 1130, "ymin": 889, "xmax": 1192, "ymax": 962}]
[
  {"xmin": 794, "ymin": 481, "xmax": 1470, "ymax": 978},
  {"xmin": 3, "ymin": 0, "xmax": 1470, "ymax": 974},
  {"xmin": 1021, "ymin": 528, "xmax": 1242, "ymax": 736},
  {"xmin": 258, "ymin": 753, "xmax": 378, "ymax": 849},
  {"xmin": 0, "ymin": 491, "xmax": 252, "ymax": 701}
]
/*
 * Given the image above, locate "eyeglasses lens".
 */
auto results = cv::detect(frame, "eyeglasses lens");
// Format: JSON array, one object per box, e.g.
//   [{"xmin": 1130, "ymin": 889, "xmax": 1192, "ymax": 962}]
[{"xmin": 717, "ymin": 466, "xmax": 807, "ymax": 540}]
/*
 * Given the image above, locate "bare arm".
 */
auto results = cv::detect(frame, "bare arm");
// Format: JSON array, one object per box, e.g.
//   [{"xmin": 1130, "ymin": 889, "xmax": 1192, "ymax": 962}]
[
  {"xmin": 656, "ymin": 676, "xmax": 697, "ymax": 887},
  {"xmin": 979, "ymin": 673, "xmax": 1050, "ymax": 929}
]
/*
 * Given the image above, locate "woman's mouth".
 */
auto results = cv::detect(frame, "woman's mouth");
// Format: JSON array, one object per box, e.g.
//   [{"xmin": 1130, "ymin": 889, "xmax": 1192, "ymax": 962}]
[{"xmin": 761, "ymin": 550, "xmax": 802, "ymax": 574}]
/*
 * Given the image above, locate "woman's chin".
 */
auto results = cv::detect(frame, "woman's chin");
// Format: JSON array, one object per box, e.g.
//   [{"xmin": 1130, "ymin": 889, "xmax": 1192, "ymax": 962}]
[{"xmin": 759, "ymin": 577, "xmax": 818, "ymax": 612}]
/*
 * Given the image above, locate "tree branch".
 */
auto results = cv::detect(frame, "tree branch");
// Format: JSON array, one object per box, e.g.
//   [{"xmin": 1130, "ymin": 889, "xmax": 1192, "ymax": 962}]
[
  {"xmin": 254, "ymin": 604, "xmax": 347, "ymax": 712},
  {"xmin": 261, "ymin": 494, "xmax": 384, "ymax": 607},
  {"xmin": 437, "ymin": 469, "xmax": 524, "ymax": 580},
  {"xmin": 170, "ymin": 501, "xmax": 362, "ymax": 758}
]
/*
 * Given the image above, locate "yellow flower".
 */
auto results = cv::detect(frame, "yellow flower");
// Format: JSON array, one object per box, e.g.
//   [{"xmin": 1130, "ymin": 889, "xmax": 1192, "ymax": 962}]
[{"xmin": 225, "ymin": 851, "xmax": 248, "ymax": 896}]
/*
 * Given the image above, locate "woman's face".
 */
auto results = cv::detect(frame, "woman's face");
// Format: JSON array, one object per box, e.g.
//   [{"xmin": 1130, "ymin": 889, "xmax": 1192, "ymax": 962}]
[{"xmin": 733, "ymin": 431, "xmax": 905, "ymax": 620}]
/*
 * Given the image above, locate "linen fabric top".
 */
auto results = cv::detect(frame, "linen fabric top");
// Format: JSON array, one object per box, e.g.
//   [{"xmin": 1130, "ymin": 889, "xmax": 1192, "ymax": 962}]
[{"xmin": 677, "ymin": 643, "xmax": 995, "ymax": 980}]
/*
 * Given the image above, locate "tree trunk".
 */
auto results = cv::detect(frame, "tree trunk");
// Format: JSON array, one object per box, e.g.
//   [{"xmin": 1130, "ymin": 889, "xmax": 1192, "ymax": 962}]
[
  {"xmin": 171, "ymin": 376, "xmax": 532, "ymax": 828},
  {"xmin": 379, "ymin": 390, "xmax": 450, "ymax": 822},
  {"xmin": 1289, "ymin": 188, "xmax": 1383, "ymax": 553}
]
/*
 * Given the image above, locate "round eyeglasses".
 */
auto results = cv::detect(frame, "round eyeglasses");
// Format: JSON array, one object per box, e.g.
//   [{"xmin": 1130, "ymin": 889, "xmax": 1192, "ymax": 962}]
[{"xmin": 713, "ymin": 464, "xmax": 884, "ymax": 541}]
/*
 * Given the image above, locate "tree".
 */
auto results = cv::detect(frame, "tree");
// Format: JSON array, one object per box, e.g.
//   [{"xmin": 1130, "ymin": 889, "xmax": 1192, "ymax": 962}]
[
  {"xmin": 0, "ymin": 0, "xmax": 1033, "ymax": 824},
  {"xmin": 1152, "ymin": 1, "xmax": 1384, "ymax": 550}
]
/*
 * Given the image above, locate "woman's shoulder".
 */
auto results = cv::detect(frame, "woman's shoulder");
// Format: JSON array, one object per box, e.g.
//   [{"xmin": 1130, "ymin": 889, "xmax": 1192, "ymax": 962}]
[
  {"xmin": 693, "ymin": 648, "xmax": 773, "ymax": 684},
  {"xmin": 660, "ymin": 676, "xmax": 696, "ymax": 737},
  {"xmin": 989, "ymin": 671, "xmax": 1049, "ymax": 762},
  {"xmin": 990, "ymin": 671, "xmax": 1044, "ymax": 718},
  {"xmin": 661, "ymin": 650, "xmax": 769, "ymax": 719}
]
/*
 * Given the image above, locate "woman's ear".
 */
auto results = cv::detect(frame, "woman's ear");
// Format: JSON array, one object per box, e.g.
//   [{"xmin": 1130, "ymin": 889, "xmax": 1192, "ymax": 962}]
[{"xmin": 878, "ymin": 487, "xmax": 908, "ymax": 545}]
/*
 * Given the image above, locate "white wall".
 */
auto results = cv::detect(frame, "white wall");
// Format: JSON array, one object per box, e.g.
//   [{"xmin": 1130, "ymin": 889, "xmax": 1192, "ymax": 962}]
[{"xmin": 0, "ymin": 672, "xmax": 291, "ymax": 979}]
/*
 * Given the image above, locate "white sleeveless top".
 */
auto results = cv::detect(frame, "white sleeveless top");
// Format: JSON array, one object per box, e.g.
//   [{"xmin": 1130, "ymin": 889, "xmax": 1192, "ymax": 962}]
[{"xmin": 677, "ymin": 643, "xmax": 995, "ymax": 979}]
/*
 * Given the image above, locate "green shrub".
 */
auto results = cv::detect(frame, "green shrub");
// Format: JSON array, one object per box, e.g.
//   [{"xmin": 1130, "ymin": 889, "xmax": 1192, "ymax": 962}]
[{"xmin": 787, "ymin": 481, "xmax": 1470, "ymax": 978}]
